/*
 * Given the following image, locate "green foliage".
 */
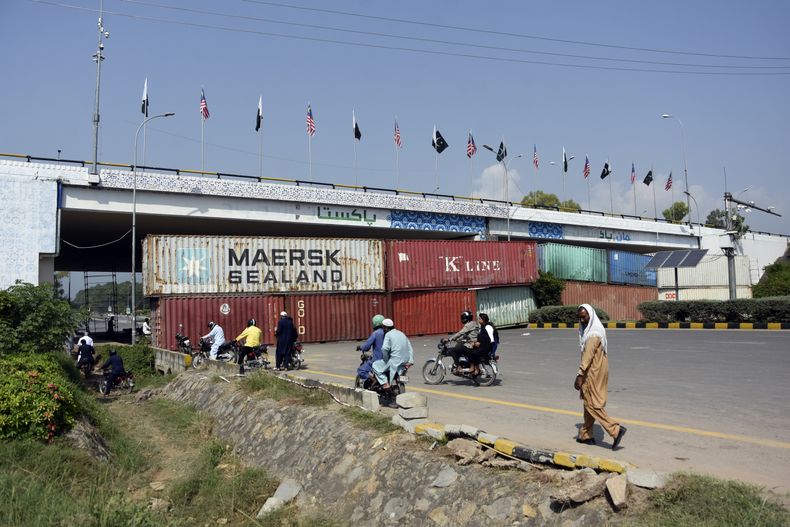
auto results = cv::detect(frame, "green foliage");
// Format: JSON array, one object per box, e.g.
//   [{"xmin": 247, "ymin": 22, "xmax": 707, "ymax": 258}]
[
  {"xmin": 520, "ymin": 190, "xmax": 582, "ymax": 211},
  {"xmin": 0, "ymin": 282, "xmax": 85, "ymax": 355},
  {"xmin": 528, "ymin": 305, "xmax": 609, "ymax": 324},
  {"xmin": 559, "ymin": 199, "xmax": 582, "ymax": 211},
  {"xmin": 662, "ymin": 201, "xmax": 689, "ymax": 222},
  {"xmin": 240, "ymin": 371, "xmax": 330, "ymax": 406},
  {"xmin": 753, "ymin": 260, "xmax": 790, "ymax": 298},
  {"xmin": 638, "ymin": 297, "xmax": 790, "ymax": 323},
  {"xmin": 95, "ymin": 342, "xmax": 155, "ymax": 379},
  {"xmin": 0, "ymin": 353, "xmax": 79, "ymax": 441},
  {"xmin": 340, "ymin": 406, "xmax": 400, "ymax": 434},
  {"xmin": 532, "ymin": 270, "xmax": 565, "ymax": 307},
  {"xmin": 705, "ymin": 208, "xmax": 727, "ymax": 228},
  {"xmin": 636, "ymin": 472, "xmax": 789, "ymax": 526}
]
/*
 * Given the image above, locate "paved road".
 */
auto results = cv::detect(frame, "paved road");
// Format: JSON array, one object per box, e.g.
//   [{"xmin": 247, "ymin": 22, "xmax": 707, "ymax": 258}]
[{"xmin": 296, "ymin": 328, "xmax": 790, "ymax": 492}]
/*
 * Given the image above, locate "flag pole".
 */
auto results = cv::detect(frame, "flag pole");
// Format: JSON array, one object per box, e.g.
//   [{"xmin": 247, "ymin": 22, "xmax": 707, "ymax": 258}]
[
  {"xmin": 142, "ymin": 124, "xmax": 147, "ymax": 174},
  {"xmin": 395, "ymin": 144, "xmax": 399, "ymax": 189},
  {"xmin": 201, "ymin": 116, "xmax": 204, "ymax": 174},
  {"xmin": 633, "ymin": 173, "xmax": 637, "ymax": 216},
  {"xmin": 608, "ymin": 160, "xmax": 614, "ymax": 215},
  {"xmin": 469, "ymin": 130, "xmax": 473, "ymax": 193},
  {"xmin": 671, "ymin": 175, "xmax": 676, "ymax": 221},
  {"xmin": 353, "ymin": 135, "xmax": 358, "ymax": 187},
  {"xmin": 587, "ymin": 176, "xmax": 591, "ymax": 211},
  {"xmin": 652, "ymin": 165, "xmax": 657, "ymax": 218},
  {"xmin": 308, "ymin": 134, "xmax": 312, "ymax": 181},
  {"xmin": 259, "ymin": 127, "xmax": 263, "ymax": 179},
  {"xmin": 434, "ymin": 150, "xmax": 439, "ymax": 192}
]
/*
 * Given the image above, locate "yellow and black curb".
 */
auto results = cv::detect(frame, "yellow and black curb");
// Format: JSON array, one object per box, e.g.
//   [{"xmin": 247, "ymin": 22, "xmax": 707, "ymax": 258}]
[
  {"xmin": 412, "ymin": 422, "xmax": 633, "ymax": 474},
  {"xmin": 530, "ymin": 321, "xmax": 790, "ymax": 330}
]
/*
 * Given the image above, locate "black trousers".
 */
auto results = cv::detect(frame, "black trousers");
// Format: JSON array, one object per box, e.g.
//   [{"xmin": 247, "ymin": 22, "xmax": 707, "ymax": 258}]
[
  {"xmin": 238, "ymin": 346, "xmax": 254, "ymax": 373},
  {"xmin": 275, "ymin": 344, "xmax": 291, "ymax": 369},
  {"xmin": 448, "ymin": 342, "xmax": 470, "ymax": 365}
]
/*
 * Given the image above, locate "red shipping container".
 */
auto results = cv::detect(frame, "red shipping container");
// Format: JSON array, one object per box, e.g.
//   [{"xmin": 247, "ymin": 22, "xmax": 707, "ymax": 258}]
[
  {"xmin": 386, "ymin": 240, "xmax": 538, "ymax": 291},
  {"xmin": 392, "ymin": 290, "xmax": 477, "ymax": 336},
  {"xmin": 153, "ymin": 295, "xmax": 285, "ymax": 351},
  {"xmin": 284, "ymin": 293, "xmax": 392, "ymax": 343},
  {"xmin": 561, "ymin": 281, "xmax": 657, "ymax": 322}
]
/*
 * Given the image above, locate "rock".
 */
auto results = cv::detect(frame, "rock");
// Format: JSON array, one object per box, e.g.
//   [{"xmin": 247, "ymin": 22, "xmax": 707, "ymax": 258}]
[
  {"xmin": 65, "ymin": 417, "xmax": 112, "ymax": 462},
  {"xmin": 606, "ymin": 474, "xmax": 628, "ymax": 510},
  {"xmin": 459, "ymin": 424, "xmax": 480, "ymax": 438},
  {"xmin": 273, "ymin": 478, "xmax": 302, "ymax": 503},
  {"xmin": 135, "ymin": 387, "xmax": 160, "ymax": 402},
  {"xmin": 216, "ymin": 519, "xmax": 228, "ymax": 525},
  {"xmin": 430, "ymin": 466, "xmax": 458, "ymax": 488},
  {"xmin": 149, "ymin": 481, "xmax": 166, "ymax": 492},
  {"xmin": 414, "ymin": 498, "xmax": 432, "ymax": 512},
  {"xmin": 398, "ymin": 406, "xmax": 429, "ymax": 419},
  {"xmin": 148, "ymin": 497, "xmax": 171, "ymax": 512},
  {"xmin": 396, "ymin": 392, "xmax": 427, "ymax": 409},
  {"xmin": 483, "ymin": 496, "xmax": 516, "ymax": 521},
  {"xmin": 481, "ymin": 448, "xmax": 497, "ymax": 461},
  {"xmin": 446, "ymin": 438, "xmax": 483, "ymax": 462},
  {"xmin": 391, "ymin": 413, "xmax": 428, "ymax": 433},
  {"xmin": 538, "ymin": 498, "xmax": 554, "ymax": 519},
  {"xmin": 522, "ymin": 503, "xmax": 537, "ymax": 518},
  {"xmin": 361, "ymin": 390, "xmax": 380, "ymax": 412},
  {"xmin": 383, "ymin": 497, "xmax": 409, "ymax": 522},
  {"xmin": 551, "ymin": 476, "xmax": 607, "ymax": 506},
  {"xmin": 257, "ymin": 497, "xmax": 284, "ymax": 517},
  {"xmin": 627, "ymin": 469, "xmax": 668, "ymax": 489},
  {"xmin": 580, "ymin": 467, "xmax": 598, "ymax": 477},
  {"xmin": 482, "ymin": 458, "xmax": 520, "ymax": 469},
  {"xmin": 428, "ymin": 506, "xmax": 450, "ymax": 526}
]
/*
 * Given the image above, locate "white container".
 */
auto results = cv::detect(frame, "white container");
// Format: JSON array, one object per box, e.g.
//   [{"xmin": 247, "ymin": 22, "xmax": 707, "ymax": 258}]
[
  {"xmin": 656, "ymin": 255, "xmax": 751, "ymax": 288},
  {"xmin": 142, "ymin": 235, "xmax": 385, "ymax": 295},
  {"xmin": 657, "ymin": 286, "xmax": 752, "ymax": 301}
]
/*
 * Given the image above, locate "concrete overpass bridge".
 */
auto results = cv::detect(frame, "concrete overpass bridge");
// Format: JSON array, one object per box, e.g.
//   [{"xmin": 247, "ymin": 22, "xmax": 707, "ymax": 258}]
[{"xmin": 0, "ymin": 154, "xmax": 785, "ymax": 288}]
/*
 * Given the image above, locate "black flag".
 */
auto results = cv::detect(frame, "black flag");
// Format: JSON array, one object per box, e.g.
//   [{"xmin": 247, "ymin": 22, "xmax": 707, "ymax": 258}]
[
  {"xmin": 600, "ymin": 160, "xmax": 611, "ymax": 179},
  {"xmin": 255, "ymin": 96, "xmax": 262, "ymax": 132},
  {"xmin": 432, "ymin": 127, "xmax": 449, "ymax": 153},
  {"xmin": 496, "ymin": 141, "xmax": 507, "ymax": 162},
  {"xmin": 353, "ymin": 111, "xmax": 361, "ymax": 140},
  {"xmin": 643, "ymin": 170, "xmax": 653, "ymax": 186},
  {"xmin": 563, "ymin": 147, "xmax": 568, "ymax": 173}
]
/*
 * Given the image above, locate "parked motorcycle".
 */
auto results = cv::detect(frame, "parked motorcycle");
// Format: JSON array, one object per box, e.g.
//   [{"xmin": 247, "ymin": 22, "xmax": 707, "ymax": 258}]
[
  {"xmin": 354, "ymin": 349, "xmax": 408, "ymax": 403},
  {"xmin": 191, "ymin": 338, "xmax": 238, "ymax": 369},
  {"xmin": 98, "ymin": 369, "xmax": 135, "ymax": 395},
  {"xmin": 175, "ymin": 324, "xmax": 192, "ymax": 354},
  {"xmin": 240, "ymin": 343, "xmax": 270, "ymax": 371},
  {"xmin": 288, "ymin": 341, "xmax": 305, "ymax": 370},
  {"xmin": 422, "ymin": 340, "xmax": 496, "ymax": 387}
]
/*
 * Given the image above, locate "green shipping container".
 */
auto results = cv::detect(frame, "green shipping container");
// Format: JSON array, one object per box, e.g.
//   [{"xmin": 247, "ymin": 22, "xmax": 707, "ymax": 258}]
[
  {"xmin": 537, "ymin": 243, "xmax": 608, "ymax": 282},
  {"xmin": 475, "ymin": 286, "xmax": 537, "ymax": 327}
]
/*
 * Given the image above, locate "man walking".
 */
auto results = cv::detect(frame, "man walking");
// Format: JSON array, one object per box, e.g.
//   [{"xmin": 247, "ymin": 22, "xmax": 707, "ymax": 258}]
[
  {"xmin": 574, "ymin": 304, "xmax": 626, "ymax": 449},
  {"xmin": 275, "ymin": 311, "xmax": 297, "ymax": 371}
]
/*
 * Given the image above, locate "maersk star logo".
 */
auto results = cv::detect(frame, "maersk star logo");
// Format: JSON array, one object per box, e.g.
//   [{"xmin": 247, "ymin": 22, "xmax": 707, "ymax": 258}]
[{"xmin": 176, "ymin": 248, "xmax": 210, "ymax": 284}]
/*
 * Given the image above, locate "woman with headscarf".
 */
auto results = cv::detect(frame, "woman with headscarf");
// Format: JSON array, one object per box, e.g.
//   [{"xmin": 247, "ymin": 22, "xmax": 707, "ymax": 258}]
[{"xmin": 574, "ymin": 304, "xmax": 627, "ymax": 450}]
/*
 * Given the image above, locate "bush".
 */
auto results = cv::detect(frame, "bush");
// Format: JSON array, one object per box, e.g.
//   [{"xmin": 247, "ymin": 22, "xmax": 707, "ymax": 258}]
[
  {"xmin": 638, "ymin": 297, "xmax": 790, "ymax": 323},
  {"xmin": 528, "ymin": 305, "xmax": 609, "ymax": 324},
  {"xmin": 753, "ymin": 260, "xmax": 790, "ymax": 298},
  {"xmin": 94, "ymin": 343, "xmax": 155, "ymax": 378},
  {"xmin": 0, "ymin": 354, "xmax": 79, "ymax": 441},
  {"xmin": 0, "ymin": 282, "xmax": 85, "ymax": 355},
  {"xmin": 532, "ymin": 270, "xmax": 565, "ymax": 308}
]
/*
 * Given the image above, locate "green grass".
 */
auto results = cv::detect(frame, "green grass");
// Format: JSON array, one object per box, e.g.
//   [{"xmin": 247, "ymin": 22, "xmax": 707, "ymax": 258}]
[
  {"xmin": 239, "ymin": 372, "xmax": 331, "ymax": 407},
  {"xmin": 339, "ymin": 406, "xmax": 400, "ymax": 434},
  {"xmin": 144, "ymin": 398, "xmax": 201, "ymax": 438},
  {"xmin": 628, "ymin": 472, "xmax": 789, "ymax": 527}
]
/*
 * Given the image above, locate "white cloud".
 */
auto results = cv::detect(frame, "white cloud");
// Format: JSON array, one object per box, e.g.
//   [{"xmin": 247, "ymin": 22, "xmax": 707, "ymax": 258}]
[{"xmin": 471, "ymin": 163, "xmax": 523, "ymax": 202}]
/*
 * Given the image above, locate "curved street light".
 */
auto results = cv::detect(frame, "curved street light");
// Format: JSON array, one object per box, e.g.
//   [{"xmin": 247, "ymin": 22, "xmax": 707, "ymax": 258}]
[
  {"xmin": 131, "ymin": 112, "xmax": 174, "ymax": 344},
  {"xmin": 683, "ymin": 190, "xmax": 701, "ymax": 237},
  {"xmin": 662, "ymin": 114, "xmax": 691, "ymax": 226},
  {"xmin": 482, "ymin": 145, "xmax": 526, "ymax": 241}
]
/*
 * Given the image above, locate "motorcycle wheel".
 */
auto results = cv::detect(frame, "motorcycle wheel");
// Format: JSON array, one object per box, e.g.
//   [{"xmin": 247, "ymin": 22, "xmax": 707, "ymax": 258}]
[
  {"xmin": 354, "ymin": 375, "xmax": 364, "ymax": 389},
  {"xmin": 396, "ymin": 381, "xmax": 406, "ymax": 395},
  {"xmin": 477, "ymin": 363, "xmax": 497, "ymax": 387},
  {"xmin": 192, "ymin": 353, "xmax": 205, "ymax": 369},
  {"xmin": 98, "ymin": 379, "xmax": 108, "ymax": 395},
  {"xmin": 422, "ymin": 359, "xmax": 446, "ymax": 385},
  {"xmin": 126, "ymin": 379, "xmax": 135, "ymax": 394}
]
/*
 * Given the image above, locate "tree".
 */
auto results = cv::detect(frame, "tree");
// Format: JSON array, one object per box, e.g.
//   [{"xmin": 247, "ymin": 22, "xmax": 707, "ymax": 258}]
[
  {"xmin": 662, "ymin": 201, "xmax": 689, "ymax": 222},
  {"xmin": 521, "ymin": 191, "xmax": 581, "ymax": 211},
  {"xmin": 752, "ymin": 258, "xmax": 790, "ymax": 298},
  {"xmin": 532, "ymin": 270, "xmax": 565, "ymax": 308},
  {"xmin": 72, "ymin": 280, "xmax": 148, "ymax": 313},
  {"xmin": 705, "ymin": 209, "xmax": 728, "ymax": 228}
]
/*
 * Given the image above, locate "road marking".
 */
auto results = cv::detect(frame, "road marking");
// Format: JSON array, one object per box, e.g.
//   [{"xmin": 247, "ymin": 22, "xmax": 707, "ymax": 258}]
[{"xmin": 303, "ymin": 368, "xmax": 790, "ymax": 450}]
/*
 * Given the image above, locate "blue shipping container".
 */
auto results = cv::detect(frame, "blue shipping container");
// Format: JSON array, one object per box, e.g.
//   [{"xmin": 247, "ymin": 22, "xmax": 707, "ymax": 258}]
[{"xmin": 608, "ymin": 250, "xmax": 657, "ymax": 287}]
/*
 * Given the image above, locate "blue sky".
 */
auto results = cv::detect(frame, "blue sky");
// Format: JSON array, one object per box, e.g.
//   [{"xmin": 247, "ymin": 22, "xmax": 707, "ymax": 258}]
[{"xmin": 2, "ymin": 0, "xmax": 789, "ymax": 233}]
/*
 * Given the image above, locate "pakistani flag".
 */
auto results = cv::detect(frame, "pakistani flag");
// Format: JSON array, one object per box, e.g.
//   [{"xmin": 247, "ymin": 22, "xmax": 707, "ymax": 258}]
[
  {"xmin": 643, "ymin": 170, "xmax": 653, "ymax": 186},
  {"xmin": 141, "ymin": 78, "xmax": 149, "ymax": 117},
  {"xmin": 496, "ymin": 140, "xmax": 507, "ymax": 162},
  {"xmin": 432, "ymin": 126, "xmax": 448, "ymax": 153},
  {"xmin": 563, "ymin": 147, "xmax": 568, "ymax": 173},
  {"xmin": 255, "ymin": 95, "xmax": 262, "ymax": 132},
  {"xmin": 600, "ymin": 160, "xmax": 611, "ymax": 179},
  {"xmin": 353, "ymin": 110, "xmax": 361, "ymax": 140}
]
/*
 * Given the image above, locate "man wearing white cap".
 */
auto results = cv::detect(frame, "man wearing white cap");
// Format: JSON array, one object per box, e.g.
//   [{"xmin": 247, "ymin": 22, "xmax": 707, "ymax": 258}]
[
  {"xmin": 275, "ymin": 311, "xmax": 297, "ymax": 370},
  {"xmin": 372, "ymin": 318, "xmax": 413, "ymax": 390}
]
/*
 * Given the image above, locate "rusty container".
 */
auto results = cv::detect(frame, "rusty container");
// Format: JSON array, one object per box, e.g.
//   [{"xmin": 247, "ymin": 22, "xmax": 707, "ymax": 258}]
[
  {"xmin": 283, "ymin": 293, "xmax": 392, "ymax": 343},
  {"xmin": 392, "ymin": 289, "xmax": 477, "ymax": 336},
  {"xmin": 561, "ymin": 281, "xmax": 657, "ymax": 321},
  {"xmin": 142, "ymin": 235, "xmax": 385, "ymax": 296},
  {"xmin": 386, "ymin": 240, "xmax": 538, "ymax": 291}
]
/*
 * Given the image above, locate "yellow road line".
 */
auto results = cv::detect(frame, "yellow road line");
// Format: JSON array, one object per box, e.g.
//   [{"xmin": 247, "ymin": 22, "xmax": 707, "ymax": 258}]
[{"xmin": 303, "ymin": 369, "xmax": 790, "ymax": 450}]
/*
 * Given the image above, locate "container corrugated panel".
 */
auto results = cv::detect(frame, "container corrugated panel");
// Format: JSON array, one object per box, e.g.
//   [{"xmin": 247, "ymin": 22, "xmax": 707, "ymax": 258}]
[
  {"xmin": 154, "ymin": 295, "xmax": 285, "ymax": 351},
  {"xmin": 537, "ymin": 243, "xmax": 608, "ymax": 282},
  {"xmin": 656, "ymin": 255, "xmax": 751, "ymax": 288},
  {"xmin": 561, "ymin": 281, "xmax": 657, "ymax": 321},
  {"xmin": 283, "ymin": 293, "xmax": 392, "ymax": 343},
  {"xmin": 392, "ymin": 290, "xmax": 477, "ymax": 336},
  {"xmin": 658, "ymin": 287, "xmax": 752, "ymax": 301},
  {"xmin": 475, "ymin": 286, "xmax": 536, "ymax": 327},
  {"xmin": 142, "ymin": 235, "xmax": 385, "ymax": 296},
  {"xmin": 386, "ymin": 240, "xmax": 538, "ymax": 291},
  {"xmin": 608, "ymin": 250, "xmax": 657, "ymax": 287}
]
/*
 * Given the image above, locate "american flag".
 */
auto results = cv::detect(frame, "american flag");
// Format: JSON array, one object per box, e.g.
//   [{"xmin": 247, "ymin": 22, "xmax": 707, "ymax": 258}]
[
  {"xmin": 583, "ymin": 155, "xmax": 590, "ymax": 178},
  {"xmin": 533, "ymin": 144, "xmax": 539, "ymax": 170},
  {"xmin": 306, "ymin": 104, "xmax": 316, "ymax": 137},
  {"xmin": 665, "ymin": 172, "xmax": 673, "ymax": 191},
  {"xmin": 466, "ymin": 132, "xmax": 477, "ymax": 158},
  {"xmin": 631, "ymin": 162, "xmax": 636, "ymax": 184},
  {"xmin": 199, "ymin": 88, "xmax": 210, "ymax": 120},
  {"xmin": 394, "ymin": 120, "xmax": 401, "ymax": 147}
]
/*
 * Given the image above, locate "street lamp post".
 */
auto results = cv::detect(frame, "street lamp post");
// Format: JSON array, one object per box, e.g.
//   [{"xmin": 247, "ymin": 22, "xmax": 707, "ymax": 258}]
[
  {"xmin": 662, "ymin": 114, "xmax": 691, "ymax": 226},
  {"xmin": 683, "ymin": 190, "xmax": 701, "ymax": 238},
  {"xmin": 482, "ymin": 146, "xmax": 525, "ymax": 241},
  {"xmin": 131, "ymin": 112, "xmax": 174, "ymax": 344}
]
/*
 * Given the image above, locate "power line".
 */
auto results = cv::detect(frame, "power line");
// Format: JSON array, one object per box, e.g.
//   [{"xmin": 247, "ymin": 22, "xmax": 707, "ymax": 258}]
[
  {"xmin": 29, "ymin": 1, "xmax": 790, "ymax": 76},
  {"xmin": 241, "ymin": 0, "xmax": 790, "ymax": 61},
  {"xmin": 120, "ymin": 0, "xmax": 790, "ymax": 70}
]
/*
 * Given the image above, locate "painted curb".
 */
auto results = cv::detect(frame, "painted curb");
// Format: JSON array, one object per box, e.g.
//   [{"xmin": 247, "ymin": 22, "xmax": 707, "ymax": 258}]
[{"xmin": 529, "ymin": 322, "xmax": 790, "ymax": 330}]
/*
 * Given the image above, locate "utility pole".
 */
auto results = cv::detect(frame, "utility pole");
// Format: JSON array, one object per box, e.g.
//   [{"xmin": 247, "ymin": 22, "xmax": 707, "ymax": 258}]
[{"xmin": 91, "ymin": 0, "xmax": 108, "ymax": 175}]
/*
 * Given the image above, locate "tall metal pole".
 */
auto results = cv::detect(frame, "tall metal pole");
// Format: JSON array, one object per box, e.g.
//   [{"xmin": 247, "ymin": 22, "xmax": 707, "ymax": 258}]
[
  {"xmin": 132, "ymin": 113, "xmax": 174, "ymax": 344},
  {"xmin": 91, "ymin": 0, "xmax": 107, "ymax": 175},
  {"xmin": 662, "ymin": 114, "xmax": 691, "ymax": 225}
]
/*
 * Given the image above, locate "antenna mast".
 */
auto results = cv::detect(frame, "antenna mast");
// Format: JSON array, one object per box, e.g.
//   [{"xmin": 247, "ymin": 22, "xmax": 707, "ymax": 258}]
[{"xmin": 91, "ymin": 0, "xmax": 108, "ymax": 175}]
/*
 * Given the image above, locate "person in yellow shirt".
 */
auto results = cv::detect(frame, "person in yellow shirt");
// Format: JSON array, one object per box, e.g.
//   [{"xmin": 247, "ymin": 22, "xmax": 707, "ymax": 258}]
[{"xmin": 236, "ymin": 318, "xmax": 263, "ymax": 376}]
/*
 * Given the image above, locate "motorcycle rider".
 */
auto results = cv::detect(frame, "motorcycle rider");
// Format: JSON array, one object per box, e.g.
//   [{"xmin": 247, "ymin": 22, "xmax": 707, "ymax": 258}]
[
  {"xmin": 372, "ymin": 318, "xmax": 413, "ymax": 390},
  {"xmin": 441, "ymin": 311, "xmax": 479, "ymax": 370},
  {"xmin": 99, "ymin": 349, "xmax": 125, "ymax": 395},
  {"xmin": 235, "ymin": 318, "xmax": 263, "ymax": 376},
  {"xmin": 76, "ymin": 338, "xmax": 95, "ymax": 372},
  {"xmin": 275, "ymin": 311, "xmax": 297, "ymax": 371},
  {"xmin": 471, "ymin": 313, "xmax": 494, "ymax": 378},
  {"xmin": 201, "ymin": 321, "xmax": 225, "ymax": 360},
  {"xmin": 356, "ymin": 314, "xmax": 386, "ymax": 382}
]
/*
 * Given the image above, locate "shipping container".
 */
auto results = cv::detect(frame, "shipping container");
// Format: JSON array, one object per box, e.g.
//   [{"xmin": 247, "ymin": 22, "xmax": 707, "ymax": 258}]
[
  {"xmin": 386, "ymin": 240, "xmax": 538, "ymax": 291},
  {"xmin": 283, "ymin": 293, "xmax": 392, "ymax": 343},
  {"xmin": 656, "ymin": 255, "xmax": 751, "ymax": 288},
  {"xmin": 153, "ymin": 295, "xmax": 285, "ymax": 351},
  {"xmin": 657, "ymin": 287, "xmax": 752, "ymax": 301},
  {"xmin": 392, "ymin": 290, "xmax": 477, "ymax": 337},
  {"xmin": 608, "ymin": 250, "xmax": 657, "ymax": 287},
  {"xmin": 538, "ymin": 243, "xmax": 608, "ymax": 283},
  {"xmin": 142, "ymin": 235, "xmax": 385, "ymax": 296},
  {"xmin": 475, "ymin": 286, "xmax": 536, "ymax": 327},
  {"xmin": 561, "ymin": 281, "xmax": 657, "ymax": 321}
]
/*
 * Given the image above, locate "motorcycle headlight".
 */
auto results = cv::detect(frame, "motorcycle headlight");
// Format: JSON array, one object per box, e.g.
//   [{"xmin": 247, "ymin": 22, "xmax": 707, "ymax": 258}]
[{"xmin": 183, "ymin": 339, "xmax": 190, "ymax": 346}]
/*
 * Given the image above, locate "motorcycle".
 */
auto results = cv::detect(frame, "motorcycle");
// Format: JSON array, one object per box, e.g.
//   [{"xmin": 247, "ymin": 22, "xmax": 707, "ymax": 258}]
[
  {"xmin": 175, "ymin": 324, "xmax": 192, "ymax": 354},
  {"xmin": 422, "ymin": 340, "xmax": 497, "ymax": 387},
  {"xmin": 191, "ymin": 338, "xmax": 238, "ymax": 369},
  {"xmin": 98, "ymin": 369, "xmax": 135, "ymax": 395},
  {"xmin": 288, "ymin": 341, "xmax": 305, "ymax": 370},
  {"xmin": 353, "ymin": 349, "xmax": 408, "ymax": 403},
  {"xmin": 240, "ymin": 343, "xmax": 270, "ymax": 371}
]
